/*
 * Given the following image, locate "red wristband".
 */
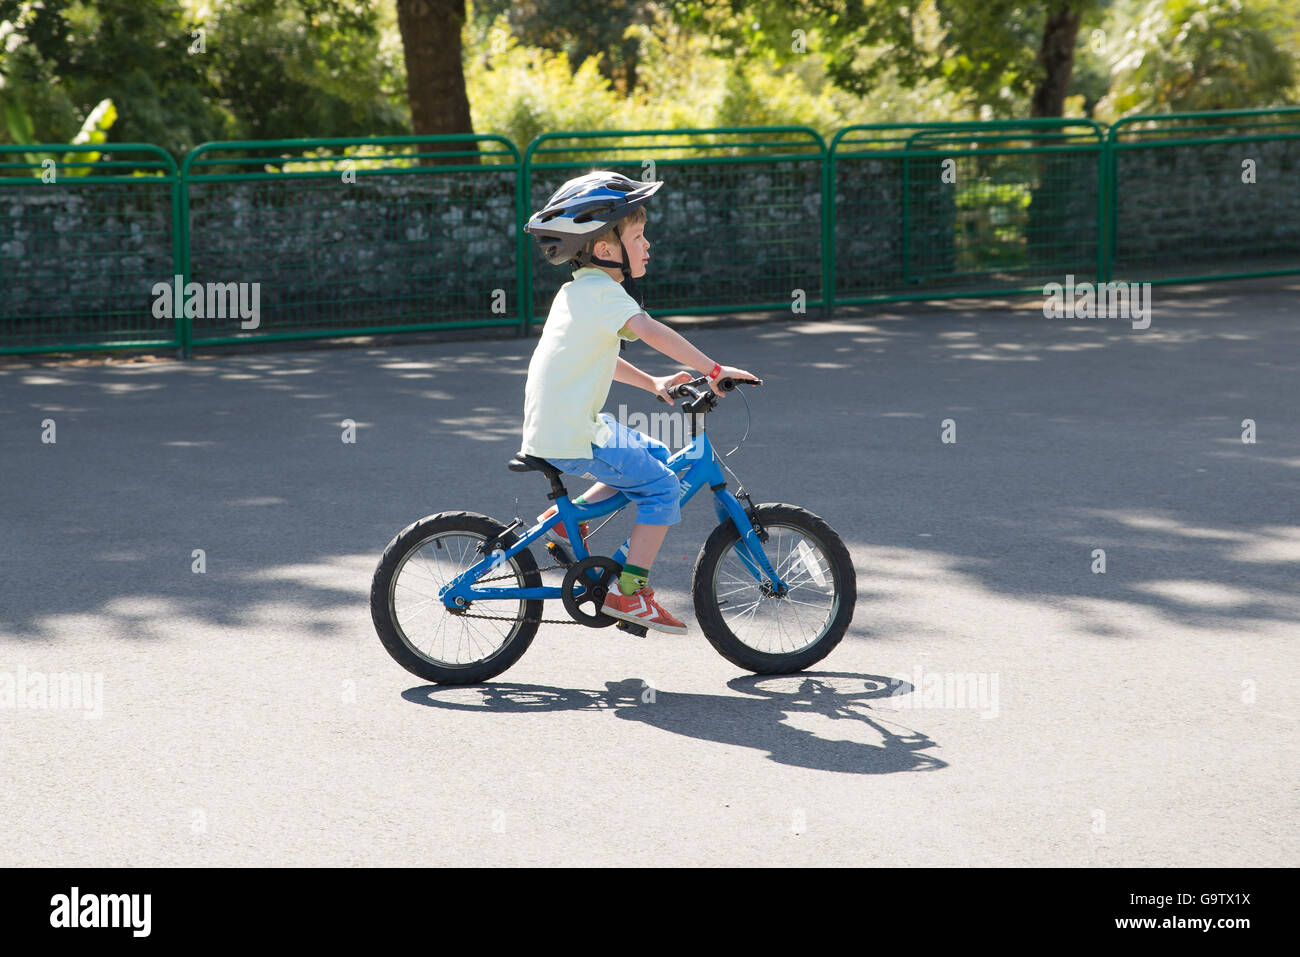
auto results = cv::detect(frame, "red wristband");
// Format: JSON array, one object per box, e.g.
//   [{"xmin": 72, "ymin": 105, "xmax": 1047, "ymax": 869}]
[{"xmin": 708, "ymin": 362, "xmax": 721, "ymax": 380}]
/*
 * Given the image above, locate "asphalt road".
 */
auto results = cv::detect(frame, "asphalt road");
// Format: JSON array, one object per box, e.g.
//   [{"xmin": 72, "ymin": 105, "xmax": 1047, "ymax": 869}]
[{"xmin": 2, "ymin": 279, "xmax": 1297, "ymax": 866}]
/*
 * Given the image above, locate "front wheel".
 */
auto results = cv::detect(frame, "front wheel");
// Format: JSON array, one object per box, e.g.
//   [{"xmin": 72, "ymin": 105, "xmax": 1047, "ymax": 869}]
[{"xmin": 692, "ymin": 503, "xmax": 856, "ymax": 674}]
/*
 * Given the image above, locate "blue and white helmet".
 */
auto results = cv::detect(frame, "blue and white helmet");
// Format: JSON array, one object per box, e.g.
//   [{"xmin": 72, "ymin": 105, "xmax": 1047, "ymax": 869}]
[{"xmin": 524, "ymin": 170, "xmax": 663, "ymax": 266}]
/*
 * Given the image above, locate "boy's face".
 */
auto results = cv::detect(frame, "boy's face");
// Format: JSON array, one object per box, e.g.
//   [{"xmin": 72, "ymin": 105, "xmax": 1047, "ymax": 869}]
[{"xmin": 597, "ymin": 221, "xmax": 651, "ymax": 279}]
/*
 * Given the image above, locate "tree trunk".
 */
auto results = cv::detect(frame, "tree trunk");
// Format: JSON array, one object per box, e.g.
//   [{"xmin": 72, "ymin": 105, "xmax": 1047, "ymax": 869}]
[
  {"xmin": 1026, "ymin": 4, "xmax": 1085, "ymax": 266},
  {"xmin": 396, "ymin": 0, "xmax": 478, "ymax": 165},
  {"xmin": 1030, "ymin": 3, "xmax": 1082, "ymax": 118}
]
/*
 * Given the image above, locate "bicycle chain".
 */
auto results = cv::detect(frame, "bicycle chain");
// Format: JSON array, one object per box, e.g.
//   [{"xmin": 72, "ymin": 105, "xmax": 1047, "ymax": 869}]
[{"xmin": 452, "ymin": 561, "xmax": 590, "ymax": 626}]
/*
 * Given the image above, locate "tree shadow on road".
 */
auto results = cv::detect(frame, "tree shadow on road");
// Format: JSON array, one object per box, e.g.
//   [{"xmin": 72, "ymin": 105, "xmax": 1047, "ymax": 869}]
[
  {"xmin": 401, "ymin": 672, "xmax": 947, "ymax": 775},
  {"xmin": 2, "ymin": 278, "xmax": 1297, "ymax": 647}
]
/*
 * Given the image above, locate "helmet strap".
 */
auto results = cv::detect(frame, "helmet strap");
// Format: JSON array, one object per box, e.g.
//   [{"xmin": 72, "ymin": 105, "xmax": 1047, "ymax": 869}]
[{"xmin": 586, "ymin": 224, "xmax": 645, "ymax": 308}]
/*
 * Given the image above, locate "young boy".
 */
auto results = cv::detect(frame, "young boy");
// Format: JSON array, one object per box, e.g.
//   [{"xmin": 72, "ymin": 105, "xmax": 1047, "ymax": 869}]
[{"xmin": 520, "ymin": 170, "xmax": 756, "ymax": 634}]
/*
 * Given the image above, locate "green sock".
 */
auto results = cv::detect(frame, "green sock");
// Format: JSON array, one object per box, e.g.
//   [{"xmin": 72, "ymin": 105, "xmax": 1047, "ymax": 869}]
[
  {"xmin": 618, "ymin": 563, "xmax": 650, "ymax": 596},
  {"xmin": 573, "ymin": 495, "xmax": 588, "ymax": 505}
]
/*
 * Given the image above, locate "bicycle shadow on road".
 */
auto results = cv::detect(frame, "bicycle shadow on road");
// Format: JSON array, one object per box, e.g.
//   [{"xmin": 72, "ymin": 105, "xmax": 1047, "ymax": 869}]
[{"xmin": 401, "ymin": 672, "xmax": 947, "ymax": 775}]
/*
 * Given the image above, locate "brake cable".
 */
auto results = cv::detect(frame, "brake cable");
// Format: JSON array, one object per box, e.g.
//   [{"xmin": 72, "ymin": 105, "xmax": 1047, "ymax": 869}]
[{"xmin": 720, "ymin": 383, "xmax": 752, "ymax": 458}]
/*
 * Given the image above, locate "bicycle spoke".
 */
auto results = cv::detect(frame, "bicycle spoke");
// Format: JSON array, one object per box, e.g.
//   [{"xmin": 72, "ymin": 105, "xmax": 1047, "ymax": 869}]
[
  {"xmin": 710, "ymin": 523, "xmax": 837, "ymax": 656},
  {"xmin": 391, "ymin": 530, "xmax": 527, "ymax": 668}
]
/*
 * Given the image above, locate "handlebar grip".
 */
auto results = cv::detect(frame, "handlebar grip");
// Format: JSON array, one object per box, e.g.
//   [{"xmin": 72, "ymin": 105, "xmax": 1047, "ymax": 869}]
[{"xmin": 656, "ymin": 376, "xmax": 761, "ymax": 401}]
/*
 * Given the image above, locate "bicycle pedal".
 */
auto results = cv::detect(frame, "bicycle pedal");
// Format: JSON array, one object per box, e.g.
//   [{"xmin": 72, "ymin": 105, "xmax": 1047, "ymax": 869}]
[
  {"xmin": 546, "ymin": 540, "xmax": 575, "ymax": 567},
  {"xmin": 615, "ymin": 620, "xmax": 649, "ymax": 637}
]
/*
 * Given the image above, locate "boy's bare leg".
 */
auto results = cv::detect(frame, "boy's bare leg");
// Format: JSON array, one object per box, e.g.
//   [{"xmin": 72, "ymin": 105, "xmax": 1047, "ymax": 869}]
[
  {"xmin": 626, "ymin": 523, "xmax": 669, "ymax": 570},
  {"xmin": 539, "ymin": 482, "xmax": 616, "ymax": 521},
  {"xmin": 577, "ymin": 482, "xmax": 617, "ymax": 503}
]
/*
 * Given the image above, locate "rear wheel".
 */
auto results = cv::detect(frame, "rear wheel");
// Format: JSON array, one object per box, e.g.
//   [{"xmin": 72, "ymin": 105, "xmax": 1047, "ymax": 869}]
[
  {"xmin": 692, "ymin": 503, "xmax": 856, "ymax": 674},
  {"xmin": 370, "ymin": 511, "xmax": 542, "ymax": 684}
]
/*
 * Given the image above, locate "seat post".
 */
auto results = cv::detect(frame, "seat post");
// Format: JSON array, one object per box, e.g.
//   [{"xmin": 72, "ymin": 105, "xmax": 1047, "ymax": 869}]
[{"xmin": 546, "ymin": 473, "xmax": 568, "ymax": 501}]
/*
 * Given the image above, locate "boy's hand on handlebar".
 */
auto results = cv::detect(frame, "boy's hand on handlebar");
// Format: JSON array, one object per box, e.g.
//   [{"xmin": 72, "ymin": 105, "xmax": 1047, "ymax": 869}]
[
  {"xmin": 652, "ymin": 370, "xmax": 695, "ymax": 405},
  {"xmin": 710, "ymin": 365, "xmax": 759, "ymax": 395}
]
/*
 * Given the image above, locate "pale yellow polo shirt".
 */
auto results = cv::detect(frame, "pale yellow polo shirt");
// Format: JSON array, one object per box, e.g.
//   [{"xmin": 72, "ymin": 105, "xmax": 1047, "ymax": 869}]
[{"xmin": 521, "ymin": 267, "xmax": 643, "ymax": 459}]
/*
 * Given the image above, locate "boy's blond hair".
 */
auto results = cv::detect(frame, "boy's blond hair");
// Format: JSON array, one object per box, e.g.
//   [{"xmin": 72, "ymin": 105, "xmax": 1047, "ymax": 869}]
[{"xmin": 577, "ymin": 206, "xmax": 646, "ymax": 263}]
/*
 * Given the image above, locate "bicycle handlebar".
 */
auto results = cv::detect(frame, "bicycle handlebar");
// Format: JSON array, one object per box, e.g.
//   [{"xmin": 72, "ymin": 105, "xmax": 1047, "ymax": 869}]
[{"xmin": 657, "ymin": 375, "xmax": 763, "ymax": 404}]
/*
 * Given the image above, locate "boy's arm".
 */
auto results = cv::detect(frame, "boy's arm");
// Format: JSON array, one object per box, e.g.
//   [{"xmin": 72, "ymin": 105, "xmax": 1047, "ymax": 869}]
[
  {"xmin": 613, "ymin": 356, "xmax": 655, "ymax": 392},
  {"xmin": 614, "ymin": 356, "xmax": 694, "ymax": 404},
  {"xmin": 623, "ymin": 313, "xmax": 757, "ymax": 394}
]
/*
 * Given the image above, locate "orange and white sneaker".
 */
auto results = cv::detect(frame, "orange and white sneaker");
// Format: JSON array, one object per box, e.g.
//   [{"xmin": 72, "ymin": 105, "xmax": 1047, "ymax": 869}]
[
  {"xmin": 537, "ymin": 505, "xmax": 589, "ymax": 549},
  {"xmin": 602, "ymin": 585, "xmax": 688, "ymax": 635}
]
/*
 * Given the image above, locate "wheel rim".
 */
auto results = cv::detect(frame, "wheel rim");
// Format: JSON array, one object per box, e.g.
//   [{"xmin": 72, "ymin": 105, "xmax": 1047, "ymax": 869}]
[
  {"xmin": 710, "ymin": 523, "xmax": 839, "ymax": 656},
  {"xmin": 388, "ymin": 530, "xmax": 526, "ymax": 668}
]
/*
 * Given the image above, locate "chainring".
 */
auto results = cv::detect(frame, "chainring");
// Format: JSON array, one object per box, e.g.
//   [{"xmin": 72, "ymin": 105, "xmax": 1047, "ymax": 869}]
[{"xmin": 561, "ymin": 556, "xmax": 623, "ymax": 628}]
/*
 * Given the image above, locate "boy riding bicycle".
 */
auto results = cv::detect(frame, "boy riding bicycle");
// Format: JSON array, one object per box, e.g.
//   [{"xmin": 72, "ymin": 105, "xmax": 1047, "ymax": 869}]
[{"xmin": 520, "ymin": 171, "xmax": 757, "ymax": 635}]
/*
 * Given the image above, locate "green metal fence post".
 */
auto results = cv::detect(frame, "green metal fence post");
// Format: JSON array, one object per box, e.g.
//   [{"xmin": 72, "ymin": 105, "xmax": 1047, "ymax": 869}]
[
  {"xmin": 175, "ymin": 154, "xmax": 191, "ymax": 359},
  {"xmin": 1097, "ymin": 129, "xmax": 1108, "ymax": 285},
  {"xmin": 822, "ymin": 134, "xmax": 834, "ymax": 318}
]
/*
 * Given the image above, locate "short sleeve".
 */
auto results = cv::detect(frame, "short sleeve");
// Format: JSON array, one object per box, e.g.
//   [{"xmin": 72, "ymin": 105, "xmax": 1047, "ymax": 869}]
[{"xmin": 604, "ymin": 286, "xmax": 642, "ymax": 342}]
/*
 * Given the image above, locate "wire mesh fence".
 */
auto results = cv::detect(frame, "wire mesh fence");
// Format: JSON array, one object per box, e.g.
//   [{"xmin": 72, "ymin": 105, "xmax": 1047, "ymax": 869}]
[
  {"xmin": 1108, "ymin": 107, "xmax": 1300, "ymax": 283},
  {"xmin": 0, "ymin": 144, "xmax": 181, "ymax": 353},
  {"xmin": 1, "ymin": 111, "xmax": 1296, "ymax": 356},
  {"xmin": 180, "ymin": 135, "xmax": 523, "ymax": 352},
  {"xmin": 523, "ymin": 128, "xmax": 827, "ymax": 330},
  {"xmin": 828, "ymin": 120, "xmax": 1106, "ymax": 306}
]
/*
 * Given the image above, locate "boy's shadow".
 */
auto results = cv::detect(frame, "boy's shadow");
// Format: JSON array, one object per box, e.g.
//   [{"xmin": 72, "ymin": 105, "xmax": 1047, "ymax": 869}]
[{"xmin": 402, "ymin": 672, "xmax": 946, "ymax": 775}]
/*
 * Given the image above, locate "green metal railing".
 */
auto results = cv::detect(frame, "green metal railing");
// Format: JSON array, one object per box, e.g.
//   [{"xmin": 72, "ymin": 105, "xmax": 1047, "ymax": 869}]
[
  {"xmin": 523, "ymin": 127, "xmax": 827, "ymax": 332},
  {"xmin": 827, "ymin": 119, "xmax": 1107, "ymax": 308},
  {"xmin": 2, "ymin": 112, "xmax": 1298, "ymax": 356},
  {"xmin": 1107, "ymin": 107, "xmax": 1300, "ymax": 284},
  {"xmin": 179, "ymin": 135, "xmax": 522, "ymax": 354},
  {"xmin": 0, "ymin": 144, "xmax": 181, "ymax": 353}
]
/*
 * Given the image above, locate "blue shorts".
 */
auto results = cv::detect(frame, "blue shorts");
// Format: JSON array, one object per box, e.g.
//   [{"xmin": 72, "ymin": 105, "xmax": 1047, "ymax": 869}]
[{"xmin": 544, "ymin": 413, "xmax": 682, "ymax": 526}]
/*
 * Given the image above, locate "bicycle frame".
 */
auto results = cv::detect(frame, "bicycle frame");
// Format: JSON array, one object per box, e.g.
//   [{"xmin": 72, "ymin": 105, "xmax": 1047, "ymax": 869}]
[{"xmin": 439, "ymin": 429, "xmax": 786, "ymax": 609}]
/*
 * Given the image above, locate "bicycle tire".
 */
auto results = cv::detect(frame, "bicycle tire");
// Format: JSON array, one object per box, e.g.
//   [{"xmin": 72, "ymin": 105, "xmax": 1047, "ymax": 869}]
[
  {"xmin": 370, "ymin": 510, "xmax": 543, "ymax": 684},
  {"xmin": 692, "ymin": 503, "xmax": 856, "ymax": 674}
]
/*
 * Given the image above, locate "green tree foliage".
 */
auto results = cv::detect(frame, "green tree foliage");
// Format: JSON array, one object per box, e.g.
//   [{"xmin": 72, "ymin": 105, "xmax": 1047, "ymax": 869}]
[
  {"xmin": 204, "ymin": 0, "xmax": 408, "ymax": 145},
  {"xmin": 1098, "ymin": 0, "xmax": 1296, "ymax": 116},
  {"xmin": 471, "ymin": 0, "xmax": 655, "ymax": 92},
  {"xmin": 3, "ymin": 0, "xmax": 1296, "ymax": 159},
  {"xmin": 670, "ymin": 0, "xmax": 1108, "ymax": 117},
  {"xmin": 465, "ymin": 19, "xmax": 628, "ymax": 149},
  {"xmin": 0, "ymin": 0, "xmax": 228, "ymax": 152},
  {"xmin": 463, "ymin": 3, "xmax": 970, "ymax": 145},
  {"xmin": 0, "ymin": 0, "xmax": 409, "ymax": 156}
]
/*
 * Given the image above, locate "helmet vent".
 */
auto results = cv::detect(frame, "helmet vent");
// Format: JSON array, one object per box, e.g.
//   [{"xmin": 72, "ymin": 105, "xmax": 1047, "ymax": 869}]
[{"xmin": 573, "ymin": 205, "xmax": 614, "ymax": 223}]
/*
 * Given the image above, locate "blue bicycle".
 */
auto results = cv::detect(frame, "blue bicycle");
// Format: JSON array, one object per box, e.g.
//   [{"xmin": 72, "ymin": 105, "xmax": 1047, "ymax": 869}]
[{"xmin": 370, "ymin": 376, "xmax": 856, "ymax": 684}]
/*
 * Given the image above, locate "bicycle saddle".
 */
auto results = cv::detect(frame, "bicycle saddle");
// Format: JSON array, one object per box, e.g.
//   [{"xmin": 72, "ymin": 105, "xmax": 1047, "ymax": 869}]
[
  {"xmin": 507, "ymin": 453, "xmax": 563, "ymax": 479},
  {"xmin": 508, "ymin": 453, "xmax": 569, "ymax": 501}
]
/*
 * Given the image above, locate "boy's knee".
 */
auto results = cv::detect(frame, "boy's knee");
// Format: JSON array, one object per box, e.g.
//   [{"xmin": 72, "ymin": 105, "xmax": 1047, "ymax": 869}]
[
  {"xmin": 648, "ymin": 470, "xmax": 683, "ymax": 524},
  {"xmin": 646, "ymin": 440, "xmax": 672, "ymax": 465}
]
